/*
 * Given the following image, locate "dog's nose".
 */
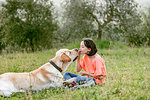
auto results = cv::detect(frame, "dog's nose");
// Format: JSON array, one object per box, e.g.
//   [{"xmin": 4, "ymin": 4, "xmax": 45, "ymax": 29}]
[{"xmin": 75, "ymin": 48, "xmax": 78, "ymax": 52}]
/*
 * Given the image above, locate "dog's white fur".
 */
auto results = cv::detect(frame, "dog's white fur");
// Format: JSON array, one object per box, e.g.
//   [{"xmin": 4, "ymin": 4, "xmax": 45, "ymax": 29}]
[{"xmin": 0, "ymin": 49, "xmax": 78, "ymax": 97}]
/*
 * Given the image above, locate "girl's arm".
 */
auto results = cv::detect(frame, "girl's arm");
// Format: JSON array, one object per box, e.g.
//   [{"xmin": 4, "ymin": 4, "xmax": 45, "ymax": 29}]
[
  {"xmin": 80, "ymin": 72, "xmax": 94, "ymax": 77},
  {"xmin": 76, "ymin": 51, "xmax": 82, "ymax": 72},
  {"xmin": 80, "ymin": 72, "xmax": 104, "ymax": 79}
]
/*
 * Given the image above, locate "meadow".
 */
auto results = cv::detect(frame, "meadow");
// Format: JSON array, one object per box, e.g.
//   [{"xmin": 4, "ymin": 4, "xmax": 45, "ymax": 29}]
[{"xmin": 0, "ymin": 40, "xmax": 150, "ymax": 100}]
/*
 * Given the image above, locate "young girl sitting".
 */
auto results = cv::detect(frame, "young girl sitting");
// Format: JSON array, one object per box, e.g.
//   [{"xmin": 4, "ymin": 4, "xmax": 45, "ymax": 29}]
[{"xmin": 63, "ymin": 38, "xmax": 107, "ymax": 89}]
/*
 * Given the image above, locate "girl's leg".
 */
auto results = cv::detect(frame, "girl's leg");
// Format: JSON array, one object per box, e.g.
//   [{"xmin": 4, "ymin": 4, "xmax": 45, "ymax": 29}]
[
  {"xmin": 71, "ymin": 79, "xmax": 96, "ymax": 90},
  {"xmin": 63, "ymin": 72, "xmax": 79, "ymax": 87},
  {"xmin": 63, "ymin": 72, "xmax": 95, "ymax": 86},
  {"xmin": 75, "ymin": 76, "xmax": 92, "ymax": 85},
  {"xmin": 63, "ymin": 72, "xmax": 79, "ymax": 80}
]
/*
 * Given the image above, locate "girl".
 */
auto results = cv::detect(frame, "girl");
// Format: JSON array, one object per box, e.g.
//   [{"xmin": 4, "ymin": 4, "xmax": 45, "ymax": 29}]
[{"xmin": 63, "ymin": 38, "xmax": 107, "ymax": 89}]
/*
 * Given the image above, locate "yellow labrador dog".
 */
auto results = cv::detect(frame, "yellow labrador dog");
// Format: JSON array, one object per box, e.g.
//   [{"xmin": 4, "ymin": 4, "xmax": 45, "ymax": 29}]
[{"xmin": 0, "ymin": 49, "xmax": 78, "ymax": 97}]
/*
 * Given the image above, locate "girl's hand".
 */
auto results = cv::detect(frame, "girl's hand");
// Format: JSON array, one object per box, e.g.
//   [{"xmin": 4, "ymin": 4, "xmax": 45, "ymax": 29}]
[
  {"xmin": 76, "ymin": 50, "xmax": 82, "ymax": 72},
  {"xmin": 80, "ymin": 72, "xmax": 95, "ymax": 78},
  {"xmin": 78, "ymin": 50, "xmax": 81, "ymax": 56},
  {"xmin": 80, "ymin": 72, "xmax": 88, "ymax": 76}
]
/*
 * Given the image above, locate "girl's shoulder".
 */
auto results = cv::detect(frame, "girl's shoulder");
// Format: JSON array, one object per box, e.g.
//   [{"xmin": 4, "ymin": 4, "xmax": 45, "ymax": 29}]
[
  {"xmin": 94, "ymin": 54, "xmax": 105, "ymax": 63},
  {"xmin": 83, "ymin": 54, "xmax": 104, "ymax": 62}
]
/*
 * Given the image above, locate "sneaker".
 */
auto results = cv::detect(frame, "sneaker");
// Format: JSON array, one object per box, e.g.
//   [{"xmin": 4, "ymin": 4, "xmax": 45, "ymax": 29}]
[
  {"xmin": 63, "ymin": 81, "xmax": 77, "ymax": 88},
  {"xmin": 71, "ymin": 82, "xmax": 76, "ymax": 87}
]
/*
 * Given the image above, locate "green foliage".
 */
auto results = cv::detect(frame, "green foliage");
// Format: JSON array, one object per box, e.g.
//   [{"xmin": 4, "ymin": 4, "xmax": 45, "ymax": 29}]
[
  {"xmin": 127, "ymin": 32, "xmax": 146, "ymax": 47},
  {"xmin": 0, "ymin": 27, "xmax": 5, "ymax": 52},
  {"xmin": 0, "ymin": 0, "xmax": 57, "ymax": 52},
  {"xmin": 61, "ymin": 0, "xmax": 140, "ymax": 41},
  {"xmin": 126, "ymin": 8, "xmax": 150, "ymax": 47},
  {"xmin": 93, "ymin": 39, "xmax": 128, "ymax": 50},
  {"xmin": 0, "ymin": 9, "xmax": 5, "ymax": 52},
  {"xmin": 102, "ymin": 0, "xmax": 142, "ymax": 44},
  {"xmin": 56, "ymin": 0, "xmax": 96, "ymax": 43},
  {"xmin": 143, "ymin": 8, "xmax": 150, "ymax": 46},
  {"xmin": 0, "ymin": 0, "xmax": 149, "ymax": 54},
  {"xmin": 95, "ymin": 40, "xmax": 110, "ymax": 49},
  {"xmin": 65, "ymin": 39, "xmax": 128, "ymax": 50},
  {"xmin": 65, "ymin": 40, "xmax": 80, "ymax": 50}
]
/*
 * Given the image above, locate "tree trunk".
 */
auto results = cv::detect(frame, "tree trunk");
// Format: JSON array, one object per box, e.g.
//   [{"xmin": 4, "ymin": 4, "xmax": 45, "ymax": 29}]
[{"xmin": 97, "ymin": 27, "xmax": 102, "ymax": 40}]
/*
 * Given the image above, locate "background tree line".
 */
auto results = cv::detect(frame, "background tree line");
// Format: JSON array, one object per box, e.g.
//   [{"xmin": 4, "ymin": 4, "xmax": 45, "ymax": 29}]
[
  {"xmin": 0, "ymin": 0, "xmax": 150, "ymax": 53},
  {"xmin": 0, "ymin": 0, "xmax": 57, "ymax": 52}
]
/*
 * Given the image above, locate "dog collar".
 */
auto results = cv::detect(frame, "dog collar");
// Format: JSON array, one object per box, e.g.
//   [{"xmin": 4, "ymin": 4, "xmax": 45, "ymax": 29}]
[
  {"xmin": 73, "ymin": 56, "xmax": 78, "ymax": 62},
  {"xmin": 50, "ymin": 60, "xmax": 62, "ymax": 72}
]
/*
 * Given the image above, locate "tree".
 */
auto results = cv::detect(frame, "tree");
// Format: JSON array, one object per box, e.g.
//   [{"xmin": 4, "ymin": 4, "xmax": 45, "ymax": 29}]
[
  {"xmin": 62, "ymin": 0, "xmax": 139, "ymax": 40},
  {"xmin": 0, "ymin": 26, "xmax": 5, "ymax": 52},
  {"xmin": 1, "ymin": 0, "xmax": 57, "ymax": 51},
  {"xmin": 56, "ymin": 0, "xmax": 95, "ymax": 42},
  {"xmin": 143, "ymin": 8, "xmax": 150, "ymax": 46},
  {"xmin": 0, "ymin": 9, "xmax": 6, "ymax": 52}
]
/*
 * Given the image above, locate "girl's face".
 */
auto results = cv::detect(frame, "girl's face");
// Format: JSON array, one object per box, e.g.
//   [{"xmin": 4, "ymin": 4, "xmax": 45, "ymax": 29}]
[{"xmin": 79, "ymin": 41, "xmax": 91, "ymax": 54}]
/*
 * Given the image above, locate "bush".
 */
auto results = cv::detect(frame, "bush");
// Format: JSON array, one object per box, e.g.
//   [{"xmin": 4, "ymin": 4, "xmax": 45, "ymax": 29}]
[
  {"xmin": 95, "ymin": 40, "xmax": 110, "ymax": 49},
  {"xmin": 127, "ymin": 32, "xmax": 147, "ymax": 47},
  {"xmin": 126, "ymin": 8, "xmax": 150, "ymax": 47}
]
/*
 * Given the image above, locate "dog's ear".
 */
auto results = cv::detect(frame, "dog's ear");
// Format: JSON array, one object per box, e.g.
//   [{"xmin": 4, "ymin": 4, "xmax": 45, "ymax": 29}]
[{"xmin": 61, "ymin": 53, "xmax": 71, "ymax": 63}]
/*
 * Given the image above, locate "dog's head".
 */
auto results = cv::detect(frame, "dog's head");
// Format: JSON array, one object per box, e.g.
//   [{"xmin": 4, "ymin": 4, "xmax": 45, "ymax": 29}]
[
  {"xmin": 55, "ymin": 48, "xmax": 78, "ymax": 72},
  {"xmin": 56, "ymin": 48, "xmax": 78, "ymax": 63}
]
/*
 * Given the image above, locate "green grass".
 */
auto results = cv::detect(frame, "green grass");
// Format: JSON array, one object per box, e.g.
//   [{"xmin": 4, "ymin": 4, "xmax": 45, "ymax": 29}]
[{"xmin": 0, "ymin": 41, "xmax": 150, "ymax": 100}]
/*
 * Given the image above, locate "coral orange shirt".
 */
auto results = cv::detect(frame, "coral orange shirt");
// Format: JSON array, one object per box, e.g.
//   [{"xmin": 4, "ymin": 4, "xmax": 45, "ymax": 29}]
[{"xmin": 79, "ymin": 54, "xmax": 107, "ymax": 85}]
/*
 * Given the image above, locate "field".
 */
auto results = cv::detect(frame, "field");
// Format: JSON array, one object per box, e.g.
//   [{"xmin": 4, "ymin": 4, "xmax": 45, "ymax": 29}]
[{"xmin": 0, "ymin": 41, "xmax": 150, "ymax": 100}]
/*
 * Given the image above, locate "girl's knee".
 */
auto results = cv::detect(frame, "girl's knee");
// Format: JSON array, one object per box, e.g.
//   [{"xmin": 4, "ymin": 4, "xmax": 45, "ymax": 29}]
[
  {"xmin": 63, "ymin": 72, "xmax": 73, "ymax": 80},
  {"xmin": 63, "ymin": 72, "xmax": 69, "ymax": 76}
]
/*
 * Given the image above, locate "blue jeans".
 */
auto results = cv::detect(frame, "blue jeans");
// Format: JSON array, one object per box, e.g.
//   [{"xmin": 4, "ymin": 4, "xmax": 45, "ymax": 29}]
[{"xmin": 63, "ymin": 72, "xmax": 95, "ymax": 85}]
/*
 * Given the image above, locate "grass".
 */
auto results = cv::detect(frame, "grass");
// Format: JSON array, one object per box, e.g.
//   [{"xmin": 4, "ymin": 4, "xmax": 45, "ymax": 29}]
[{"xmin": 0, "ymin": 40, "xmax": 150, "ymax": 100}]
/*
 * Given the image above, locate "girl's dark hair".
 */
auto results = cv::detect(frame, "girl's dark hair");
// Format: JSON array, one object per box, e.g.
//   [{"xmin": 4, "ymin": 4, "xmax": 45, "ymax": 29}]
[{"xmin": 82, "ymin": 38, "xmax": 97, "ymax": 56}]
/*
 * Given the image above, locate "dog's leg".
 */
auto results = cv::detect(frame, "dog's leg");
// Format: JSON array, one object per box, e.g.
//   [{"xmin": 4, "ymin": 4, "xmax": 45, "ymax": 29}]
[
  {"xmin": 0, "ymin": 80, "xmax": 17, "ymax": 97},
  {"xmin": 0, "ymin": 89, "xmax": 12, "ymax": 97}
]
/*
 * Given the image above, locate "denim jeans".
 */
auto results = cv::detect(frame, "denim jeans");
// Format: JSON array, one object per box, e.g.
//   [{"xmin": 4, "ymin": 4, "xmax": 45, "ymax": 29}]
[{"xmin": 63, "ymin": 72, "xmax": 95, "ymax": 85}]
